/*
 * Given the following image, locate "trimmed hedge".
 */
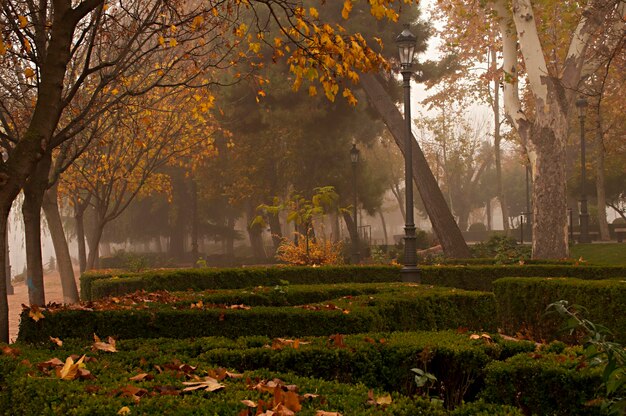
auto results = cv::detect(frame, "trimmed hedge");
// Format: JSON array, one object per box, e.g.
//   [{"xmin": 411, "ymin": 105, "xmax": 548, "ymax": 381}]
[
  {"xmin": 482, "ymin": 352, "xmax": 603, "ymax": 415},
  {"xmin": 19, "ymin": 286, "xmax": 498, "ymax": 342},
  {"xmin": 494, "ymin": 277, "xmax": 626, "ymax": 343},
  {"xmin": 81, "ymin": 264, "xmax": 626, "ymax": 300},
  {"xmin": 81, "ymin": 265, "xmax": 402, "ymax": 301},
  {"xmin": 0, "ymin": 333, "xmax": 539, "ymax": 415}
]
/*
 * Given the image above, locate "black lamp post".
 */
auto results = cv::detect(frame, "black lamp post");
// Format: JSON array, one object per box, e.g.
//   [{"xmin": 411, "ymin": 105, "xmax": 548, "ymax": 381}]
[
  {"xmin": 396, "ymin": 26, "xmax": 420, "ymax": 282},
  {"xmin": 576, "ymin": 96, "xmax": 590, "ymax": 244},
  {"xmin": 350, "ymin": 142, "xmax": 360, "ymax": 264}
]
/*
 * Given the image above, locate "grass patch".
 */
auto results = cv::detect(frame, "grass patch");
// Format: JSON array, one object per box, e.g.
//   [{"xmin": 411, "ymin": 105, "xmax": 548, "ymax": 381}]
[{"xmin": 570, "ymin": 243, "xmax": 626, "ymax": 266}]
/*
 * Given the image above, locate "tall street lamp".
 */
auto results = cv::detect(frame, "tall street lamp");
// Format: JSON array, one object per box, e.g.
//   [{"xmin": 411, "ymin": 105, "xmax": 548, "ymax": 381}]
[
  {"xmin": 576, "ymin": 96, "xmax": 590, "ymax": 244},
  {"xmin": 396, "ymin": 26, "xmax": 420, "ymax": 282},
  {"xmin": 350, "ymin": 141, "xmax": 360, "ymax": 264}
]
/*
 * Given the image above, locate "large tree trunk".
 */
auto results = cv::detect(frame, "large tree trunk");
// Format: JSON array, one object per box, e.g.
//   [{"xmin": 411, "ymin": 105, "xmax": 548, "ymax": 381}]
[
  {"xmin": 22, "ymin": 154, "xmax": 52, "ymax": 306},
  {"xmin": 0, "ymin": 206, "xmax": 10, "ymax": 343},
  {"xmin": 594, "ymin": 109, "xmax": 610, "ymax": 241},
  {"xmin": 360, "ymin": 73, "xmax": 471, "ymax": 258},
  {"xmin": 529, "ymin": 125, "xmax": 569, "ymax": 258},
  {"xmin": 86, "ymin": 219, "xmax": 105, "ymax": 270},
  {"xmin": 42, "ymin": 184, "xmax": 79, "ymax": 303}
]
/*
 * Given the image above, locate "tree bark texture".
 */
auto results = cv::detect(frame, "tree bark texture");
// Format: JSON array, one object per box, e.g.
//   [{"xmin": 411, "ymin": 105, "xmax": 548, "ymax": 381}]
[
  {"xmin": 0, "ymin": 208, "xmax": 10, "ymax": 343},
  {"xmin": 42, "ymin": 184, "xmax": 79, "ymax": 302},
  {"xmin": 360, "ymin": 73, "xmax": 471, "ymax": 258},
  {"xmin": 22, "ymin": 154, "xmax": 53, "ymax": 306},
  {"xmin": 75, "ymin": 210, "xmax": 87, "ymax": 273},
  {"xmin": 86, "ymin": 220, "xmax": 104, "ymax": 270}
]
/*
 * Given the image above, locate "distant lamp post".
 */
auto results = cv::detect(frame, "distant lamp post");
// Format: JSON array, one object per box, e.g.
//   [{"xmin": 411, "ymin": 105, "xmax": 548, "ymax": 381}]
[
  {"xmin": 576, "ymin": 96, "xmax": 590, "ymax": 244},
  {"xmin": 396, "ymin": 26, "xmax": 420, "ymax": 282},
  {"xmin": 350, "ymin": 141, "xmax": 360, "ymax": 264}
]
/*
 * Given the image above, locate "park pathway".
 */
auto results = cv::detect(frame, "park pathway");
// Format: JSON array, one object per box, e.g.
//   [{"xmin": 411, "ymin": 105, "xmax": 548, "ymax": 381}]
[{"xmin": 7, "ymin": 271, "xmax": 79, "ymax": 342}]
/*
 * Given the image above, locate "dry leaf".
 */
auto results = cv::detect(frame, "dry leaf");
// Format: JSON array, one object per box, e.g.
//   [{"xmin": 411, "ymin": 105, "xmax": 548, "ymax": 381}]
[
  {"xmin": 241, "ymin": 399, "xmax": 257, "ymax": 407},
  {"xmin": 28, "ymin": 305, "xmax": 45, "ymax": 322},
  {"xmin": 1, "ymin": 345, "xmax": 20, "ymax": 357},
  {"xmin": 129, "ymin": 373, "xmax": 154, "ymax": 382},
  {"xmin": 117, "ymin": 406, "xmax": 131, "ymax": 415},
  {"xmin": 92, "ymin": 334, "xmax": 117, "ymax": 352},
  {"xmin": 315, "ymin": 412, "xmax": 342, "ymax": 416},
  {"xmin": 375, "ymin": 394, "xmax": 392, "ymax": 405},
  {"xmin": 56, "ymin": 355, "xmax": 86, "ymax": 380},
  {"xmin": 49, "ymin": 336, "xmax": 63, "ymax": 347},
  {"xmin": 182, "ymin": 376, "xmax": 225, "ymax": 392}
]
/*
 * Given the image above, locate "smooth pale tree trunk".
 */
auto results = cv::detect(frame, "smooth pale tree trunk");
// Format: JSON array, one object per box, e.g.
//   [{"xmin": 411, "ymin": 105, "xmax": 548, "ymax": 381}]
[
  {"xmin": 42, "ymin": 184, "xmax": 79, "ymax": 302},
  {"xmin": 594, "ymin": 112, "xmax": 610, "ymax": 240},
  {"xmin": 491, "ymin": 48, "xmax": 510, "ymax": 235},
  {"xmin": 22, "ymin": 154, "xmax": 53, "ymax": 306},
  {"xmin": 360, "ymin": 73, "xmax": 471, "ymax": 258}
]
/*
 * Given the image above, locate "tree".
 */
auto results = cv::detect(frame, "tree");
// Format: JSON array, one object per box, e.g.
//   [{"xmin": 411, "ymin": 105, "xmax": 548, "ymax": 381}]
[
  {"xmin": 434, "ymin": 0, "xmax": 625, "ymax": 257},
  {"xmin": 0, "ymin": 0, "xmax": 416, "ymax": 342}
]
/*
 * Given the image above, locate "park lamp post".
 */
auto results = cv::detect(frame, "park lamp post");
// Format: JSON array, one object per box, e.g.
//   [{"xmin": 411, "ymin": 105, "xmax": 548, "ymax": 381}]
[
  {"xmin": 576, "ymin": 96, "xmax": 590, "ymax": 244},
  {"xmin": 396, "ymin": 26, "xmax": 420, "ymax": 282},
  {"xmin": 350, "ymin": 141, "xmax": 360, "ymax": 264}
]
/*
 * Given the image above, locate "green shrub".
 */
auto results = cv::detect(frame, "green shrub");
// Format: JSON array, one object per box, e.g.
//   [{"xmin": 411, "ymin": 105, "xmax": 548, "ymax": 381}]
[
  {"xmin": 450, "ymin": 401, "xmax": 524, "ymax": 415},
  {"xmin": 493, "ymin": 277, "xmax": 626, "ymax": 343},
  {"xmin": 83, "ymin": 265, "xmax": 402, "ymax": 301},
  {"xmin": 19, "ymin": 285, "xmax": 497, "ymax": 342},
  {"xmin": 81, "ymin": 264, "xmax": 626, "ymax": 300},
  {"xmin": 481, "ymin": 352, "xmax": 603, "ymax": 415}
]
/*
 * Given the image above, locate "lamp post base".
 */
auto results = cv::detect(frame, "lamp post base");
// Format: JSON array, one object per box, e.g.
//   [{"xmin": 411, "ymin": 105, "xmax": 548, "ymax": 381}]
[{"xmin": 401, "ymin": 266, "xmax": 420, "ymax": 283}]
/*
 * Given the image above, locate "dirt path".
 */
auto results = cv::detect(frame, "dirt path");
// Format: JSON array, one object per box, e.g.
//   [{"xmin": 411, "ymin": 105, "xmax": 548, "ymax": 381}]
[{"xmin": 7, "ymin": 271, "xmax": 80, "ymax": 342}]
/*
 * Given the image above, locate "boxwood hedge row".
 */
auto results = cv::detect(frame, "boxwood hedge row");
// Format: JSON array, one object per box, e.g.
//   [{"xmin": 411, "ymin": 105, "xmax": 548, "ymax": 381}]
[
  {"xmin": 494, "ymin": 277, "xmax": 626, "ymax": 343},
  {"xmin": 19, "ymin": 287, "xmax": 497, "ymax": 342},
  {"xmin": 81, "ymin": 264, "xmax": 626, "ymax": 300},
  {"xmin": 481, "ymin": 352, "xmax": 604, "ymax": 415}
]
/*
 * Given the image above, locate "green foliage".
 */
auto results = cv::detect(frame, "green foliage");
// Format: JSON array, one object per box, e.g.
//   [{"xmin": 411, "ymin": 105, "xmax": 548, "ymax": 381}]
[
  {"xmin": 449, "ymin": 401, "xmax": 524, "ymax": 416},
  {"xmin": 0, "ymin": 350, "xmax": 443, "ymax": 416},
  {"xmin": 493, "ymin": 277, "xmax": 626, "ymax": 343},
  {"xmin": 99, "ymin": 251, "xmax": 174, "ymax": 271},
  {"xmin": 469, "ymin": 235, "xmax": 531, "ymax": 264},
  {"xmin": 81, "ymin": 264, "xmax": 626, "ymax": 301},
  {"xmin": 19, "ymin": 285, "xmax": 498, "ymax": 342},
  {"xmin": 1, "ymin": 331, "xmax": 535, "ymax": 412},
  {"xmin": 481, "ymin": 351, "xmax": 603, "ymax": 415},
  {"xmin": 83, "ymin": 265, "xmax": 402, "ymax": 301},
  {"xmin": 547, "ymin": 300, "xmax": 626, "ymax": 414},
  {"xmin": 570, "ymin": 243, "xmax": 626, "ymax": 266},
  {"xmin": 467, "ymin": 223, "xmax": 487, "ymax": 233}
]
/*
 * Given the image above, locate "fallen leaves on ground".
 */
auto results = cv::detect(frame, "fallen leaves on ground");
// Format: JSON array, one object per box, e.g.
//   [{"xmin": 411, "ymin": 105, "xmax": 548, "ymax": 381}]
[
  {"xmin": 271, "ymin": 338, "xmax": 310, "ymax": 350},
  {"xmin": 366, "ymin": 389, "xmax": 392, "ymax": 407},
  {"xmin": 129, "ymin": 373, "xmax": 154, "ymax": 382},
  {"xmin": 469, "ymin": 333, "xmax": 493, "ymax": 343},
  {"xmin": 56, "ymin": 355, "xmax": 86, "ymax": 380},
  {"xmin": 1, "ymin": 345, "xmax": 20, "ymax": 357},
  {"xmin": 92, "ymin": 334, "xmax": 117, "ymax": 352},
  {"xmin": 23, "ymin": 304, "xmax": 45, "ymax": 321},
  {"xmin": 49, "ymin": 336, "xmax": 63, "ymax": 347},
  {"xmin": 182, "ymin": 376, "xmax": 225, "ymax": 392}
]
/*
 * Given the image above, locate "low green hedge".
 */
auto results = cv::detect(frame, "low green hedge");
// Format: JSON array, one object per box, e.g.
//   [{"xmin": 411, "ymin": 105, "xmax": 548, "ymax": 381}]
[
  {"xmin": 494, "ymin": 277, "xmax": 626, "ymax": 343},
  {"xmin": 19, "ymin": 286, "xmax": 497, "ymax": 342},
  {"xmin": 0, "ymin": 364, "xmax": 440, "ymax": 415},
  {"xmin": 0, "ymin": 331, "xmax": 534, "ymax": 414},
  {"xmin": 82, "ymin": 265, "xmax": 402, "ymax": 301},
  {"xmin": 481, "ymin": 352, "xmax": 603, "ymax": 415},
  {"xmin": 81, "ymin": 264, "xmax": 626, "ymax": 300}
]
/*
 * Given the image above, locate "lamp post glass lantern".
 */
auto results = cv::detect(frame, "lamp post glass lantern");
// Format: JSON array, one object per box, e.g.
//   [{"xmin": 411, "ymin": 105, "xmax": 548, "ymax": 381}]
[
  {"xmin": 396, "ymin": 26, "xmax": 420, "ymax": 282},
  {"xmin": 350, "ymin": 142, "xmax": 360, "ymax": 264},
  {"xmin": 576, "ymin": 96, "xmax": 590, "ymax": 244}
]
